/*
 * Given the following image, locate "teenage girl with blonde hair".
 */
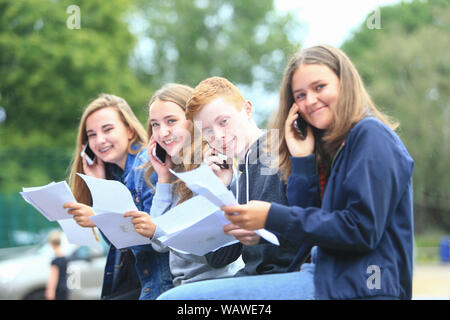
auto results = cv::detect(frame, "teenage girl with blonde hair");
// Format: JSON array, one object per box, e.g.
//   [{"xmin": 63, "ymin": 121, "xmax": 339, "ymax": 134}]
[{"xmin": 64, "ymin": 93, "xmax": 172, "ymax": 299}]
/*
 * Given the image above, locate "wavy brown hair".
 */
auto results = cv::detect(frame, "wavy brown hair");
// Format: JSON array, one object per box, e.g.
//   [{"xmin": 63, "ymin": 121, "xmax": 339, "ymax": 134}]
[{"xmin": 269, "ymin": 45, "xmax": 398, "ymax": 181}]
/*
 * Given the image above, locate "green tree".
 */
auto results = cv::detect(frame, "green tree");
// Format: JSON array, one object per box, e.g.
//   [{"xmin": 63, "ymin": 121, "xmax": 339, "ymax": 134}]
[
  {"xmin": 132, "ymin": 0, "xmax": 300, "ymax": 91},
  {"xmin": 0, "ymin": 0, "xmax": 302, "ymax": 193},
  {"xmin": 342, "ymin": 0, "xmax": 450, "ymax": 231},
  {"xmin": 0, "ymin": 0, "xmax": 149, "ymax": 192}
]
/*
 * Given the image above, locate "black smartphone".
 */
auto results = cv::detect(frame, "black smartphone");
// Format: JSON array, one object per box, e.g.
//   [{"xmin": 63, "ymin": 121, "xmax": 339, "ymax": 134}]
[
  {"xmin": 216, "ymin": 152, "xmax": 229, "ymax": 169},
  {"xmin": 294, "ymin": 113, "xmax": 308, "ymax": 139},
  {"xmin": 154, "ymin": 142, "xmax": 167, "ymax": 164},
  {"xmin": 80, "ymin": 143, "xmax": 96, "ymax": 165},
  {"xmin": 207, "ymin": 142, "xmax": 229, "ymax": 169}
]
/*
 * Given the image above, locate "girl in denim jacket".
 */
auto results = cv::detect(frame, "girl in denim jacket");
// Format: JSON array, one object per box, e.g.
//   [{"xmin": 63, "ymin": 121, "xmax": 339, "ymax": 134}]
[
  {"xmin": 64, "ymin": 94, "xmax": 172, "ymax": 299},
  {"xmin": 125, "ymin": 84, "xmax": 243, "ymax": 288}
]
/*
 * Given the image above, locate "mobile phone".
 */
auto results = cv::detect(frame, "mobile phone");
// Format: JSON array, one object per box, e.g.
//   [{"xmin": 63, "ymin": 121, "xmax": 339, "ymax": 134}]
[
  {"xmin": 294, "ymin": 113, "xmax": 308, "ymax": 139},
  {"xmin": 207, "ymin": 142, "xmax": 229, "ymax": 169},
  {"xmin": 216, "ymin": 152, "xmax": 229, "ymax": 169},
  {"xmin": 80, "ymin": 143, "xmax": 96, "ymax": 166},
  {"xmin": 153, "ymin": 143, "xmax": 167, "ymax": 164}
]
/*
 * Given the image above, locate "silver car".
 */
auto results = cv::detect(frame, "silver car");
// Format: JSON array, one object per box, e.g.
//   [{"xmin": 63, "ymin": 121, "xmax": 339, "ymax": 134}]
[{"xmin": 0, "ymin": 234, "xmax": 107, "ymax": 300}]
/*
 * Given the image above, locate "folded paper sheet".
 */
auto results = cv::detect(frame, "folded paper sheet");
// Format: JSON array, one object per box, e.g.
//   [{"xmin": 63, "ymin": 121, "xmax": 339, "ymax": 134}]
[
  {"xmin": 19, "ymin": 181, "xmax": 100, "ymax": 247},
  {"xmin": 152, "ymin": 195, "xmax": 238, "ymax": 255},
  {"xmin": 77, "ymin": 174, "xmax": 151, "ymax": 249},
  {"xmin": 169, "ymin": 164, "xmax": 280, "ymax": 246}
]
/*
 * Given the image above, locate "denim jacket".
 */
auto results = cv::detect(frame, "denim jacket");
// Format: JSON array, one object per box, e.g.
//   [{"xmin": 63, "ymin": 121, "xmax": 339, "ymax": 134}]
[{"xmin": 100, "ymin": 145, "xmax": 173, "ymax": 300}]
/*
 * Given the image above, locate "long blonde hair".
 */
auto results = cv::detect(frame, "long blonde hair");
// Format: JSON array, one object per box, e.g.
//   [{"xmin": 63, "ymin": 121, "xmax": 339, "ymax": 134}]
[
  {"xmin": 67, "ymin": 94, "xmax": 148, "ymax": 205},
  {"xmin": 144, "ymin": 83, "xmax": 203, "ymax": 204},
  {"xmin": 269, "ymin": 45, "xmax": 398, "ymax": 181}
]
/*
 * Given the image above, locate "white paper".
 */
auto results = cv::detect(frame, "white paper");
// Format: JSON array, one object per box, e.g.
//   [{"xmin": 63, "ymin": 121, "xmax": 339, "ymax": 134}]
[
  {"xmin": 58, "ymin": 219, "xmax": 101, "ymax": 249},
  {"xmin": 152, "ymin": 195, "xmax": 239, "ymax": 255},
  {"xmin": 20, "ymin": 181, "xmax": 76, "ymax": 221},
  {"xmin": 152, "ymin": 195, "xmax": 219, "ymax": 235},
  {"xmin": 170, "ymin": 165, "xmax": 233, "ymax": 206},
  {"xmin": 90, "ymin": 212, "xmax": 151, "ymax": 249},
  {"xmin": 20, "ymin": 181, "xmax": 99, "ymax": 246},
  {"xmin": 75, "ymin": 174, "xmax": 156, "ymax": 249},
  {"xmin": 160, "ymin": 211, "xmax": 238, "ymax": 256},
  {"xmin": 169, "ymin": 164, "xmax": 280, "ymax": 246},
  {"xmin": 76, "ymin": 173, "xmax": 138, "ymax": 213}
]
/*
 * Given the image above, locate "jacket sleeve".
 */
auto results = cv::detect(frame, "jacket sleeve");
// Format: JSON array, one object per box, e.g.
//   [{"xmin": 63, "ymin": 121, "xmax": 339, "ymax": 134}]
[
  {"xmin": 140, "ymin": 171, "xmax": 158, "ymax": 215},
  {"xmin": 287, "ymin": 154, "xmax": 321, "ymax": 208},
  {"xmin": 150, "ymin": 183, "xmax": 173, "ymax": 218},
  {"xmin": 148, "ymin": 182, "xmax": 174, "ymax": 253},
  {"xmin": 205, "ymin": 242, "xmax": 243, "ymax": 268},
  {"xmin": 266, "ymin": 120, "xmax": 414, "ymax": 252}
]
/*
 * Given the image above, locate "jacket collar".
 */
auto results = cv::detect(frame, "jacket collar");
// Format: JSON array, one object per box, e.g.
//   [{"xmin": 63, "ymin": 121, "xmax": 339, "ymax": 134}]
[{"xmin": 106, "ymin": 143, "xmax": 144, "ymax": 181}]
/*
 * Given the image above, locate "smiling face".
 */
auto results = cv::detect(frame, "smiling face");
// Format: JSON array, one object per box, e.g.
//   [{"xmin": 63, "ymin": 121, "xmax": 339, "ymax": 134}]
[
  {"xmin": 85, "ymin": 107, "xmax": 134, "ymax": 169},
  {"xmin": 193, "ymin": 97, "xmax": 251, "ymax": 158},
  {"xmin": 149, "ymin": 99, "xmax": 192, "ymax": 157},
  {"xmin": 291, "ymin": 63, "xmax": 340, "ymax": 130}
]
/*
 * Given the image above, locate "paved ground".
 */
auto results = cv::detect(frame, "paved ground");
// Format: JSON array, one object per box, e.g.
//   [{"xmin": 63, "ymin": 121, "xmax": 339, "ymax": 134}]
[{"xmin": 413, "ymin": 264, "xmax": 450, "ymax": 299}]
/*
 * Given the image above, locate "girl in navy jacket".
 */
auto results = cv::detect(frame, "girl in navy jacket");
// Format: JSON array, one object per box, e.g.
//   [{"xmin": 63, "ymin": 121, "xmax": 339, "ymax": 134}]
[{"xmin": 158, "ymin": 45, "xmax": 414, "ymax": 300}]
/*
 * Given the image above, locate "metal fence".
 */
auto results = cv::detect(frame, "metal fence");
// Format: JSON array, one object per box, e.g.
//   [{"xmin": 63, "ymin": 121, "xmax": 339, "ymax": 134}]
[{"xmin": 0, "ymin": 192, "xmax": 56, "ymax": 248}]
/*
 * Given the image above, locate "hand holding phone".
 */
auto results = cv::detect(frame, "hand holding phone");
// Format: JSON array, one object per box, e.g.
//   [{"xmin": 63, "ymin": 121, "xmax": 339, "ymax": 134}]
[
  {"xmin": 205, "ymin": 145, "xmax": 232, "ymax": 186},
  {"xmin": 215, "ymin": 152, "xmax": 229, "ymax": 169},
  {"xmin": 152, "ymin": 142, "xmax": 167, "ymax": 165},
  {"xmin": 149, "ymin": 141, "xmax": 172, "ymax": 183},
  {"xmin": 285, "ymin": 105, "xmax": 315, "ymax": 158},
  {"xmin": 294, "ymin": 113, "xmax": 308, "ymax": 139}
]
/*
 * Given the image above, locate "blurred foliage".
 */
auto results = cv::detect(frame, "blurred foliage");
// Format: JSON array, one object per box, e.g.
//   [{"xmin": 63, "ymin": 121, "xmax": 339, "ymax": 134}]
[
  {"xmin": 0, "ymin": 0, "xmax": 150, "ymax": 142},
  {"xmin": 0, "ymin": 0, "xmax": 151, "ymax": 195},
  {"xmin": 0, "ymin": 0, "xmax": 301, "ymax": 198},
  {"xmin": 342, "ymin": 0, "xmax": 450, "ymax": 231},
  {"xmin": 131, "ymin": 0, "xmax": 300, "ymax": 91}
]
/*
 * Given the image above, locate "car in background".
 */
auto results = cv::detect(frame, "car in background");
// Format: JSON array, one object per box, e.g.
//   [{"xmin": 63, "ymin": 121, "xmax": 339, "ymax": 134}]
[{"xmin": 0, "ymin": 233, "xmax": 107, "ymax": 300}]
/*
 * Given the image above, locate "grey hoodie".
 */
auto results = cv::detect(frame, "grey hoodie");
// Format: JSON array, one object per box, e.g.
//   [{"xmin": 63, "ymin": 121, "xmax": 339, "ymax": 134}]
[
  {"xmin": 150, "ymin": 183, "xmax": 243, "ymax": 286},
  {"xmin": 206, "ymin": 132, "xmax": 300, "ymax": 276}
]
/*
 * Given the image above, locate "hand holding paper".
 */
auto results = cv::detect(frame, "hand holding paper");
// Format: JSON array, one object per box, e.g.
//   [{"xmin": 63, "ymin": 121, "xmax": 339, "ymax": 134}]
[
  {"xmin": 77, "ymin": 173, "xmax": 151, "ymax": 249},
  {"xmin": 221, "ymin": 201, "xmax": 271, "ymax": 231},
  {"xmin": 152, "ymin": 195, "xmax": 238, "ymax": 256},
  {"xmin": 19, "ymin": 181, "xmax": 100, "ymax": 247},
  {"xmin": 124, "ymin": 211, "xmax": 157, "ymax": 239},
  {"xmin": 169, "ymin": 164, "xmax": 279, "ymax": 246}
]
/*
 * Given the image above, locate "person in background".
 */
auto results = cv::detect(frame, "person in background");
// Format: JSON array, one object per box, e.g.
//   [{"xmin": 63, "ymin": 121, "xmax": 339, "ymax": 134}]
[{"xmin": 46, "ymin": 230, "xmax": 68, "ymax": 300}]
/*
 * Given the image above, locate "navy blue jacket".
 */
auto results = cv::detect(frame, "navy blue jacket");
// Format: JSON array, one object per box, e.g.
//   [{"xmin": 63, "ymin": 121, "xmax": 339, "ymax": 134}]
[
  {"xmin": 205, "ymin": 133, "xmax": 319, "ymax": 275},
  {"xmin": 266, "ymin": 118, "xmax": 414, "ymax": 299}
]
